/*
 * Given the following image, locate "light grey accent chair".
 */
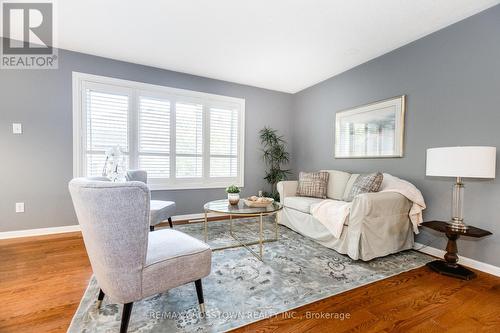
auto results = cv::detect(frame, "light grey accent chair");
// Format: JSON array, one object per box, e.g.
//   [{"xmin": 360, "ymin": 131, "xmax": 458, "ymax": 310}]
[
  {"xmin": 126, "ymin": 170, "xmax": 176, "ymax": 231},
  {"xmin": 69, "ymin": 178, "xmax": 211, "ymax": 333}
]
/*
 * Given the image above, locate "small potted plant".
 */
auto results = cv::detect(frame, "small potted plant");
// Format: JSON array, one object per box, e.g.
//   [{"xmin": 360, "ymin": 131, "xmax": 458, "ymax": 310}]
[{"xmin": 226, "ymin": 185, "xmax": 241, "ymax": 205}]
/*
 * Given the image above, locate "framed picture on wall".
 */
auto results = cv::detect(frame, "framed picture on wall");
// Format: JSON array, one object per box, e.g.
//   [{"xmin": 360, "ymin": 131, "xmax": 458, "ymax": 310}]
[{"xmin": 334, "ymin": 95, "xmax": 406, "ymax": 158}]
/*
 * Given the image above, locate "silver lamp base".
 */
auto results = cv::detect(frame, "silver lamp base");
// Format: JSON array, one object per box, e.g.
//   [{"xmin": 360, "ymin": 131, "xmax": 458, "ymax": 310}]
[
  {"xmin": 449, "ymin": 177, "xmax": 468, "ymax": 231},
  {"xmin": 447, "ymin": 219, "xmax": 469, "ymax": 231}
]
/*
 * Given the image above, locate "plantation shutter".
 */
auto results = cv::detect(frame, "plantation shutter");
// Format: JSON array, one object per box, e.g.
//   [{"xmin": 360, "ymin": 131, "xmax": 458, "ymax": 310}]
[
  {"xmin": 175, "ymin": 102, "xmax": 203, "ymax": 178},
  {"xmin": 85, "ymin": 89, "xmax": 129, "ymax": 176},
  {"xmin": 77, "ymin": 74, "xmax": 244, "ymax": 188},
  {"xmin": 209, "ymin": 107, "xmax": 238, "ymax": 177},
  {"xmin": 138, "ymin": 96, "xmax": 171, "ymax": 178}
]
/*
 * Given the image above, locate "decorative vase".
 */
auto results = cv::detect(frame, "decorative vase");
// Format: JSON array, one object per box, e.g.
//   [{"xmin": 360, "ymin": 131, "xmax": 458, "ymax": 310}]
[
  {"xmin": 103, "ymin": 146, "xmax": 125, "ymax": 182},
  {"xmin": 227, "ymin": 193, "xmax": 240, "ymax": 205}
]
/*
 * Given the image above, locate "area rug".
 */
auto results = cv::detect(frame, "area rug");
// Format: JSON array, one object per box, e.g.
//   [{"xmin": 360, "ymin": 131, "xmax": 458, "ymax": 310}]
[{"xmin": 68, "ymin": 219, "xmax": 432, "ymax": 332}]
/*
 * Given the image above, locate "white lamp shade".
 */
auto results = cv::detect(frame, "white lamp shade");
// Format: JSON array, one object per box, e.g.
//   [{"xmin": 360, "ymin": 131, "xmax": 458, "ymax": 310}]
[{"xmin": 426, "ymin": 146, "xmax": 496, "ymax": 178}]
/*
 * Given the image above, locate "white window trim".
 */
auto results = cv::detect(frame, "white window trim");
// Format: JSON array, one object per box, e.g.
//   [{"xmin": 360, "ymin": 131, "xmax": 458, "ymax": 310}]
[{"xmin": 72, "ymin": 71, "xmax": 245, "ymax": 190}]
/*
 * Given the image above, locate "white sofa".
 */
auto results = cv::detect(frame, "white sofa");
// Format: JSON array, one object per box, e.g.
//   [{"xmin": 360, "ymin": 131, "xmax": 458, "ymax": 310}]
[{"xmin": 277, "ymin": 170, "xmax": 414, "ymax": 261}]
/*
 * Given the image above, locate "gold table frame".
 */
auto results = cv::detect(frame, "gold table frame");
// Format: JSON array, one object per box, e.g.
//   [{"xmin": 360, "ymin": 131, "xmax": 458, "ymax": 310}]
[{"xmin": 203, "ymin": 200, "xmax": 283, "ymax": 261}]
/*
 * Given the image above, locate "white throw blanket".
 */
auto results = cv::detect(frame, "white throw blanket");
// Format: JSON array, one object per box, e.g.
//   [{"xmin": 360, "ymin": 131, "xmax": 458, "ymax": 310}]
[
  {"xmin": 310, "ymin": 173, "xmax": 426, "ymax": 239},
  {"xmin": 379, "ymin": 173, "xmax": 426, "ymax": 233},
  {"xmin": 310, "ymin": 200, "xmax": 352, "ymax": 239}
]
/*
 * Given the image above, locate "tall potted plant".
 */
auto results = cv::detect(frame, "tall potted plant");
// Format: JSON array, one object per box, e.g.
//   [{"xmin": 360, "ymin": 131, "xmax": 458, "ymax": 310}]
[{"xmin": 259, "ymin": 127, "xmax": 291, "ymax": 201}]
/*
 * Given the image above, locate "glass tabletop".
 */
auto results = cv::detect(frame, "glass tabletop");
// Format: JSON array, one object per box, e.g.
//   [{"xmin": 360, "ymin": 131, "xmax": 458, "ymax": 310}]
[{"xmin": 204, "ymin": 199, "xmax": 283, "ymax": 215}]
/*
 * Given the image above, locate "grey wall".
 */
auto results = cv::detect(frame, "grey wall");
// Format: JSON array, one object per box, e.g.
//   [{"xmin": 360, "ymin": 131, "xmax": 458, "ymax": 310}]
[
  {"xmin": 292, "ymin": 5, "xmax": 500, "ymax": 267},
  {"xmin": 0, "ymin": 44, "xmax": 293, "ymax": 232}
]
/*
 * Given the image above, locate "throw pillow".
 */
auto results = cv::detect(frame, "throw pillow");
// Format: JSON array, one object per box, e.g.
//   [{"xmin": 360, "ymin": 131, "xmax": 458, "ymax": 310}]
[
  {"xmin": 296, "ymin": 171, "xmax": 329, "ymax": 198},
  {"xmin": 342, "ymin": 174, "xmax": 359, "ymax": 201},
  {"xmin": 344, "ymin": 172, "xmax": 383, "ymax": 202}
]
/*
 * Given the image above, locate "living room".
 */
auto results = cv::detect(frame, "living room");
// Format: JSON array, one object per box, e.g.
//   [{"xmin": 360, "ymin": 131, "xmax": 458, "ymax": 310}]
[{"xmin": 1, "ymin": 1, "xmax": 500, "ymax": 332}]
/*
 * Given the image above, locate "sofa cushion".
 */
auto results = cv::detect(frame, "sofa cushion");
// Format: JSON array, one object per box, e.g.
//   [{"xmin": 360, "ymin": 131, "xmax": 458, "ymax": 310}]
[
  {"xmin": 343, "ymin": 174, "xmax": 360, "ymax": 201},
  {"xmin": 296, "ymin": 171, "xmax": 329, "ymax": 198},
  {"xmin": 344, "ymin": 172, "xmax": 384, "ymax": 202},
  {"xmin": 284, "ymin": 196, "xmax": 324, "ymax": 214},
  {"xmin": 320, "ymin": 170, "xmax": 351, "ymax": 200}
]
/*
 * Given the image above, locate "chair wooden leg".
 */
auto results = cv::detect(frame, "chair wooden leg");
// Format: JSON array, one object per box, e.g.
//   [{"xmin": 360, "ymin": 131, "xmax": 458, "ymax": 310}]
[
  {"xmin": 194, "ymin": 279, "xmax": 205, "ymax": 314},
  {"xmin": 168, "ymin": 217, "xmax": 173, "ymax": 228},
  {"xmin": 120, "ymin": 302, "xmax": 133, "ymax": 333},
  {"xmin": 98, "ymin": 289, "xmax": 105, "ymax": 301},
  {"xmin": 149, "ymin": 225, "xmax": 154, "ymax": 232},
  {"xmin": 97, "ymin": 288, "xmax": 105, "ymax": 308}
]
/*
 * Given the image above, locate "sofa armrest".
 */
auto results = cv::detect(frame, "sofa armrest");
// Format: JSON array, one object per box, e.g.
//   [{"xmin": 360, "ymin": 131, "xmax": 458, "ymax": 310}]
[
  {"xmin": 347, "ymin": 192, "xmax": 414, "ymax": 260},
  {"xmin": 277, "ymin": 180, "xmax": 298, "ymax": 202},
  {"xmin": 351, "ymin": 192, "xmax": 411, "ymax": 219}
]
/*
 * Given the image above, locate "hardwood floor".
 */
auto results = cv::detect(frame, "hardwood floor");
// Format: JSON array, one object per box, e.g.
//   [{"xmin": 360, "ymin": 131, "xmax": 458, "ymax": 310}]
[
  {"xmin": 1, "ymin": 232, "xmax": 499, "ymax": 332},
  {"xmin": 234, "ymin": 265, "xmax": 500, "ymax": 332},
  {"xmin": 0, "ymin": 232, "xmax": 92, "ymax": 333}
]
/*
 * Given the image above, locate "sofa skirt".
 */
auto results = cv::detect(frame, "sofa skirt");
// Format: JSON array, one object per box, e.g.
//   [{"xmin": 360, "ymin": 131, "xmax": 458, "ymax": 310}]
[{"xmin": 278, "ymin": 207, "xmax": 414, "ymax": 261}]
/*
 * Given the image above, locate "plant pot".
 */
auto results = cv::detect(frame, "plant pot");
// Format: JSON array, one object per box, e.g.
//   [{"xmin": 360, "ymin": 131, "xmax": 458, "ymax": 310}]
[{"xmin": 227, "ymin": 193, "xmax": 240, "ymax": 205}]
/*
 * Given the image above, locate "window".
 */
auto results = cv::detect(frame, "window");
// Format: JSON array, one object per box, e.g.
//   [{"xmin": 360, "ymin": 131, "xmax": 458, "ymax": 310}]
[
  {"xmin": 138, "ymin": 96, "xmax": 171, "ymax": 178},
  {"xmin": 85, "ymin": 86, "xmax": 131, "ymax": 176},
  {"xmin": 175, "ymin": 102, "xmax": 203, "ymax": 178},
  {"xmin": 210, "ymin": 107, "xmax": 239, "ymax": 177},
  {"xmin": 73, "ymin": 72, "xmax": 245, "ymax": 190}
]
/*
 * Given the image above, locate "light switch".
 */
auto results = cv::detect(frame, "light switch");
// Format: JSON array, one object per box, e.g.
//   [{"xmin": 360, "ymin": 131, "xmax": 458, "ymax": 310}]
[
  {"xmin": 16, "ymin": 202, "xmax": 25, "ymax": 213},
  {"xmin": 12, "ymin": 123, "xmax": 22, "ymax": 134}
]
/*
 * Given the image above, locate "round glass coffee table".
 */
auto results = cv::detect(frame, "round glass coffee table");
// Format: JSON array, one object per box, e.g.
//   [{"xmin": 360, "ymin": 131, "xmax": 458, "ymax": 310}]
[{"xmin": 203, "ymin": 199, "xmax": 283, "ymax": 261}]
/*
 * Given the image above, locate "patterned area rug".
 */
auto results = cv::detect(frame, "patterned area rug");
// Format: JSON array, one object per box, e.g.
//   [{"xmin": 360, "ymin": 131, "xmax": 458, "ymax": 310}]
[{"xmin": 68, "ymin": 219, "xmax": 431, "ymax": 332}]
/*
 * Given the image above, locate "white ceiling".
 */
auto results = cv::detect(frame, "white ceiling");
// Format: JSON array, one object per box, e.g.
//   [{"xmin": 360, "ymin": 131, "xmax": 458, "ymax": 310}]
[{"xmin": 53, "ymin": 0, "xmax": 500, "ymax": 93}]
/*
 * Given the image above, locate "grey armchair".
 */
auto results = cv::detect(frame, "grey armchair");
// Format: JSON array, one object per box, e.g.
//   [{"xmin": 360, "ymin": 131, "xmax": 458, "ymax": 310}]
[
  {"xmin": 126, "ymin": 170, "xmax": 176, "ymax": 231},
  {"xmin": 69, "ymin": 178, "xmax": 211, "ymax": 333}
]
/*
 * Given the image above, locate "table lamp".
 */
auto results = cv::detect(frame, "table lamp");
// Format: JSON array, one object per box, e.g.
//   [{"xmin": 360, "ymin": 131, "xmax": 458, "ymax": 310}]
[{"xmin": 426, "ymin": 146, "xmax": 496, "ymax": 230}]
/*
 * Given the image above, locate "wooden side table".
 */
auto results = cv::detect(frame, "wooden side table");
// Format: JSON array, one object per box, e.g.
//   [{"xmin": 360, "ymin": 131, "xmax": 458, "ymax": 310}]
[{"xmin": 421, "ymin": 221, "xmax": 492, "ymax": 280}]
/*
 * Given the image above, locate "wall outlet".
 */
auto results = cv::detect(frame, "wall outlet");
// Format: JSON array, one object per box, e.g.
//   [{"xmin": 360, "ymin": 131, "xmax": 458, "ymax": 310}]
[
  {"xmin": 15, "ymin": 202, "xmax": 25, "ymax": 213},
  {"xmin": 12, "ymin": 123, "xmax": 22, "ymax": 134}
]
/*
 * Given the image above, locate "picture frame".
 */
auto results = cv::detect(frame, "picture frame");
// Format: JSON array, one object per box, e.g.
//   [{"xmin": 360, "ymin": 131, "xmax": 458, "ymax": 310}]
[{"xmin": 334, "ymin": 95, "xmax": 406, "ymax": 158}]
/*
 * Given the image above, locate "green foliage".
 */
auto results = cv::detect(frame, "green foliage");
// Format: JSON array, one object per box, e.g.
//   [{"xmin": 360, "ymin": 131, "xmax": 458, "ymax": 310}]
[
  {"xmin": 225, "ymin": 185, "xmax": 240, "ymax": 193},
  {"xmin": 259, "ymin": 127, "xmax": 291, "ymax": 201},
  {"xmin": 262, "ymin": 191, "xmax": 280, "ymax": 202}
]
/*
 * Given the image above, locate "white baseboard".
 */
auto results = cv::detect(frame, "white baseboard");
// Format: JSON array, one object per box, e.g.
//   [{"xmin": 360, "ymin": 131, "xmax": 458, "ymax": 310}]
[
  {"xmin": 0, "ymin": 212, "xmax": 226, "ymax": 240},
  {"xmin": 414, "ymin": 242, "xmax": 500, "ymax": 277},
  {"xmin": 0, "ymin": 225, "xmax": 82, "ymax": 240}
]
